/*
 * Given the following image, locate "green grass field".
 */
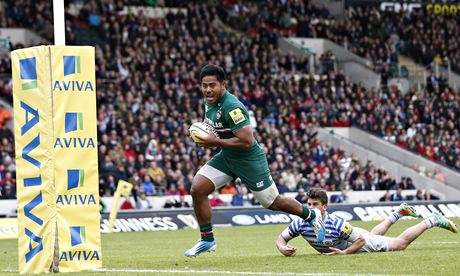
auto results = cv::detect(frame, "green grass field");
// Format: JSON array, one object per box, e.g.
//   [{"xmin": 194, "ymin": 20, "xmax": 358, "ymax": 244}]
[{"xmin": 1, "ymin": 219, "xmax": 459, "ymax": 275}]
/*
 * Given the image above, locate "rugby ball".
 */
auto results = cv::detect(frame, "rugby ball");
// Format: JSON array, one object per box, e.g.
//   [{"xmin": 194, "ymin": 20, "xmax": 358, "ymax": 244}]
[{"xmin": 189, "ymin": 122, "xmax": 219, "ymax": 142}]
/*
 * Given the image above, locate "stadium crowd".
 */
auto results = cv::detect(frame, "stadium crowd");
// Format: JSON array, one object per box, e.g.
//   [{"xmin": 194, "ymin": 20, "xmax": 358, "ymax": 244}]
[
  {"xmin": 0, "ymin": 1, "xmax": 456, "ymax": 205},
  {"xmin": 218, "ymin": 1, "xmax": 459, "ymax": 168},
  {"xmin": 219, "ymin": 1, "xmax": 460, "ymax": 74}
]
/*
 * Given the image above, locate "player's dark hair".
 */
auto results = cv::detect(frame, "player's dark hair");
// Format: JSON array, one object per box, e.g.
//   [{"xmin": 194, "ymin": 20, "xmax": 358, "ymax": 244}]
[
  {"xmin": 307, "ymin": 188, "xmax": 328, "ymax": 205},
  {"xmin": 200, "ymin": 64, "xmax": 226, "ymax": 83}
]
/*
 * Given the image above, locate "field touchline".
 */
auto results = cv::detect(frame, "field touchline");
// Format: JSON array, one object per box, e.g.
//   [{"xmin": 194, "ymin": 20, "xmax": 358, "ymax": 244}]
[{"xmin": 92, "ymin": 268, "xmax": 392, "ymax": 276}]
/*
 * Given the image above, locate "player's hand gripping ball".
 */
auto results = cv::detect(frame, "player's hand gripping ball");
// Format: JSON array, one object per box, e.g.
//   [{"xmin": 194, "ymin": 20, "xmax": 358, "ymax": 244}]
[{"xmin": 189, "ymin": 122, "xmax": 219, "ymax": 143}]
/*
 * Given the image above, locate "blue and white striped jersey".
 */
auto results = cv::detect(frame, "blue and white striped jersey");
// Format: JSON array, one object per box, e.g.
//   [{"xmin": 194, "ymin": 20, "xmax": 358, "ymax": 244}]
[{"xmin": 281, "ymin": 212, "xmax": 360, "ymax": 253}]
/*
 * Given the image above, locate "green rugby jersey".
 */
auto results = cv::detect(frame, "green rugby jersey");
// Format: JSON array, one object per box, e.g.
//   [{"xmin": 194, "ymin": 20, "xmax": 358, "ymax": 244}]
[{"xmin": 204, "ymin": 92, "xmax": 263, "ymax": 157}]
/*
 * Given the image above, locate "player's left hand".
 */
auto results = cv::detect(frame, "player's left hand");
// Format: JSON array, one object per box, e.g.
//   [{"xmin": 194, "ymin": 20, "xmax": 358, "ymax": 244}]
[
  {"xmin": 322, "ymin": 247, "xmax": 345, "ymax": 255},
  {"xmin": 196, "ymin": 130, "xmax": 219, "ymax": 148},
  {"xmin": 279, "ymin": 245, "xmax": 297, "ymax": 256}
]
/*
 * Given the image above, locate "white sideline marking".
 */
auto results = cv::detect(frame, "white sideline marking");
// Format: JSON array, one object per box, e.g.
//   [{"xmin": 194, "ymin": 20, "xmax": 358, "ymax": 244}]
[
  {"xmin": 414, "ymin": 241, "xmax": 459, "ymax": 245},
  {"xmin": 93, "ymin": 268, "xmax": 392, "ymax": 276},
  {"xmin": 2, "ymin": 268, "xmax": 390, "ymax": 276}
]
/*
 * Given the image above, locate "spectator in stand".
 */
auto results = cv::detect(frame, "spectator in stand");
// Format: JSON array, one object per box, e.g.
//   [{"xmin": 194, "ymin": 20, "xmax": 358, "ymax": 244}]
[
  {"xmin": 163, "ymin": 195, "xmax": 190, "ymax": 208},
  {"xmin": 276, "ymin": 180, "xmax": 290, "ymax": 195},
  {"xmin": 295, "ymin": 189, "xmax": 307, "ymax": 204},
  {"xmin": 136, "ymin": 192, "xmax": 152, "ymax": 210},
  {"xmin": 167, "ymin": 184, "xmax": 180, "ymax": 196},
  {"xmin": 330, "ymin": 190, "xmax": 348, "ymax": 203},
  {"xmin": 178, "ymin": 195, "xmax": 191, "ymax": 208},
  {"xmin": 120, "ymin": 196, "xmax": 135, "ymax": 210},
  {"xmin": 231, "ymin": 192, "xmax": 244, "ymax": 206},
  {"xmin": 177, "ymin": 182, "xmax": 189, "ymax": 196},
  {"xmin": 0, "ymin": 184, "xmax": 15, "ymax": 199},
  {"xmin": 319, "ymin": 50, "xmax": 336, "ymax": 74},
  {"xmin": 209, "ymin": 191, "xmax": 225, "ymax": 207},
  {"xmin": 391, "ymin": 187, "xmax": 405, "ymax": 202},
  {"xmin": 231, "ymin": 186, "xmax": 253, "ymax": 207},
  {"xmin": 399, "ymin": 177, "xmax": 416, "ymax": 190},
  {"xmin": 379, "ymin": 190, "xmax": 392, "ymax": 202},
  {"xmin": 0, "ymin": 104, "xmax": 11, "ymax": 128},
  {"xmin": 103, "ymin": 175, "xmax": 116, "ymax": 196},
  {"xmin": 424, "ymin": 191, "xmax": 439, "ymax": 201},
  {"xmin": 414, "ymin": 189, "xmax": 424, "ymax": 201},
  {"xmin": 147, "ymin": 161, "xmax": 166, "ymax": 189},
  {"xmin": 220, "ymin": 182, "xmax": 238, "ymax": 196},
  {"xmin": 163, "ymin": 197, "xmax": 176, "ymax": 208},
  {"xmin": 141, "ymin": 175, "xmax": 155, "ymax": 196}
]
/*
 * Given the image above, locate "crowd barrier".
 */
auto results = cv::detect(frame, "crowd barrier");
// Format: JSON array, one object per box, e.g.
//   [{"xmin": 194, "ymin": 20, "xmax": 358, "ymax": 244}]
[
  {"xmin": 2, "ymin": 200, "xmax": 459, "ymax": 238},
  {"xmin": 99, "ymin": 200, "xmax": 460, "ymax": 233}
]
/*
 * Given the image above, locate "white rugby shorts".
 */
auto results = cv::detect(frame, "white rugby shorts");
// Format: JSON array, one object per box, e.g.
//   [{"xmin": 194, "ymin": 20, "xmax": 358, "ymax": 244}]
[{"xmin": 355, "ymin": 227, "xmax": 390, "ymax": 252}]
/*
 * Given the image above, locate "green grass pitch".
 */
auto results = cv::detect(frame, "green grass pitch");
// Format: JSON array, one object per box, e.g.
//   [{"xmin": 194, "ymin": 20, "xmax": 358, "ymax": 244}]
[{"xmin": 1, "ymin": 219, "xmax": 459, "ymax": 275}]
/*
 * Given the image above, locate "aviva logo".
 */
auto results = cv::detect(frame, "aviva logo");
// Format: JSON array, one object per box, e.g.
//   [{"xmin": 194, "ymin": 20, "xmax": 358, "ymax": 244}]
[
  {"xmin": 67, "ymin": 169, "xmax": 84, "ymax": 190},
  {"xmin": 19, "ymin": 57, "xmax": 38, "ymax": 90},
  {"xmin": 56, "ymin": 169, "xmax": 96, "ymax": 205},
  {"xmin": 70, "ymin": 226, "xmax": 86, "ymax": 247},
  {"xmin": 53, "ymin": 55, "xmax": 94, "ymax": 92},
  {"xmin": 65, "ymin": 112, "xmax": 83, "ymax": 133},
  {"xmin": 60, "ymin": 226, "xmax": 100, "ymax": 262},
  {"xmin": 55, "ymin": 112, "xmax": 94, "ymax": 148},
  {"xmin": 64, "ymin": 56, "xmax": 81, "ymax": 76}
]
